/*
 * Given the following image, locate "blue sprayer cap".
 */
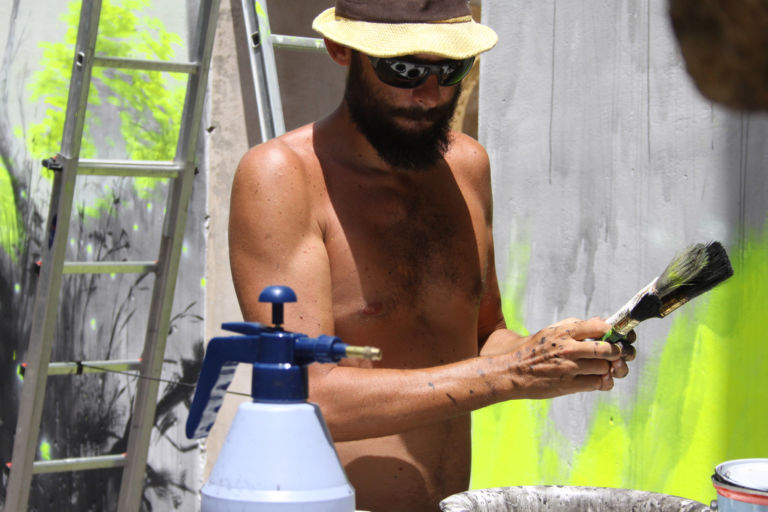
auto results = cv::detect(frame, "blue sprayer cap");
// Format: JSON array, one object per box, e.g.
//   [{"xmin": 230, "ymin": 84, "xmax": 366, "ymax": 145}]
[{"xmin": 185, "ymin": 286, "xmax": 377, "ymax": 440}]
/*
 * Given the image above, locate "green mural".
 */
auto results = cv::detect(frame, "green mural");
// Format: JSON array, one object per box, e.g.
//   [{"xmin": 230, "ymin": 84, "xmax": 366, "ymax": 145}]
[
  {"xmin": 471, "ymin": 229, "xmax": 768, "ymax": 505},
  {"xmin": 0, "ymin": 0, "xmax": 203, "ymax": 509}
]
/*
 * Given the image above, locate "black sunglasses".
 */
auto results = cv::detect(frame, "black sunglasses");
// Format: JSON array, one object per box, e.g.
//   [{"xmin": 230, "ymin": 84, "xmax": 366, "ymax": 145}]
[{"xmin": 367, "ymin": 55, "xmax": 476, "ymax": 89}]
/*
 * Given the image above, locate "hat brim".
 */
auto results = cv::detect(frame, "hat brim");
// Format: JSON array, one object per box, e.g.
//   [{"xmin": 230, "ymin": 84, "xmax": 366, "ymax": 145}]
[{"xmin": 312, "ymin": 8, "xmax": 498, "ymax": 59}]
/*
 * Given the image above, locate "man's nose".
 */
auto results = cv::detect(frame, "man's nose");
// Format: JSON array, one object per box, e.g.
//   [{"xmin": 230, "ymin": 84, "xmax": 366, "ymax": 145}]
[{"xmin": 410, "ymin": 74, "xmax": 442, "ymax": 108}]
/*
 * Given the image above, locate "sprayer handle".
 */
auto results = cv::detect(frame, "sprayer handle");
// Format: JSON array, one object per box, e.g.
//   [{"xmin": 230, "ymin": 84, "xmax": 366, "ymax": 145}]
[{"xmin": 185, "ymin": 335, "xmax": 261, "ymax": 439}]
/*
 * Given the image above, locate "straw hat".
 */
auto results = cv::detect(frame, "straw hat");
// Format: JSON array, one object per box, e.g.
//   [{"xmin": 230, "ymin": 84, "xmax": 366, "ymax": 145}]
[{"xmin": 312, "ymin": 0, "xmax": 498, "ymax": 59}]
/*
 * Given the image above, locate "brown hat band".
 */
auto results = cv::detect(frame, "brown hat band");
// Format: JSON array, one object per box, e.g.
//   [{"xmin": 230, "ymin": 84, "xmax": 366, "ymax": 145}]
[{"xmin": 335, "ymin": 0, "xmax": 471, "ymax": 24}]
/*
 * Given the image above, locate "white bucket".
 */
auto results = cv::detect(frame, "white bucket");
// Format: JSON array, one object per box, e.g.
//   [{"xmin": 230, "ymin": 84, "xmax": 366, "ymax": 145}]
[{"xmin": 713, "ymin": 459, "xmax": 768, "ymax": 512}]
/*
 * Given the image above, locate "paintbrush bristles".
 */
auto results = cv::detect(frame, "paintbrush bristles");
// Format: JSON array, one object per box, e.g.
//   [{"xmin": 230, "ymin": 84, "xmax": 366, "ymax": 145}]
[{"xmin": 657, "ymin": 241, "xmax": 734, "ymax": 316}]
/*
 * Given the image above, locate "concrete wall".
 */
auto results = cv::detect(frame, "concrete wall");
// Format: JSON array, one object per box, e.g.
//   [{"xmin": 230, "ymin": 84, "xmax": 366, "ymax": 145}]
[{"xmin": 474, "ymin": 1, "xmax": 768, "ymax": 504}]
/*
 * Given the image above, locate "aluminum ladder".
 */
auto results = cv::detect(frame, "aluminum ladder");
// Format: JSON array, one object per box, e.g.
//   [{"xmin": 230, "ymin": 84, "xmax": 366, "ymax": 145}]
[
  {"xmin": 4, "ymin": 0, "xmax": 220, "ymax": 509},
  {"xmin": 243, "ymin": 0, "xmax": 327, "ymax": 141}
]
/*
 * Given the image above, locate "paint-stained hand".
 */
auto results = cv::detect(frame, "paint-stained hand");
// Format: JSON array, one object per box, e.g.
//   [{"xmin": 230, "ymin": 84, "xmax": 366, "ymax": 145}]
[{"xmin": 504, "ymin": 317, "xmax": 629, "ymax": 399}]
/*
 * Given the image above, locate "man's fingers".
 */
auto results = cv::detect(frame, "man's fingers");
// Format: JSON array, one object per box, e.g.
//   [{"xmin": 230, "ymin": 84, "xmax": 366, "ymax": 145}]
[
  {"xmin": 573, "ymin": 373, "xmax": 614, "ymax": 392},
  {"xmin": 618, "ymin": 341, "xmax": 637, "ymax": 361},
  {"xmin": 564, "ymin": 339, "xmax": 623, "ymax": 361},
  {"xmin": 610, "ymin": 358, "xmax": 630, "ymax": 378},
  {"xmin": 565, "ymin": 317, "xmax": 612, "ymax": 341},
  {"xmin": 575, "ymin": 358, "xmax": 612, "ymax": 376}
]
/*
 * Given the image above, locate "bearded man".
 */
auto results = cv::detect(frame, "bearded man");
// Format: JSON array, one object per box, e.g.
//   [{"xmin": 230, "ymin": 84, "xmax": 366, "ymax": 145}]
[{"xmin": 227, "ymin": 1, "xmax": 635, "ymax": 510}]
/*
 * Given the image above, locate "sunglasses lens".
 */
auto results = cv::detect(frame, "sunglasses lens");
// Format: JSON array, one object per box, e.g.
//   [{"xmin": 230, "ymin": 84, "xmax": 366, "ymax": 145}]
[
  {"xmin": 374, "ymin": 59, "xmax": 431, "ymax": 88},
  {"xmin": 437, "ymin": 57, "xmax": 475, "ymax": 86},
  {"xmin": 370, "ymin": 56, "xmax": 476, "ymax": 89}
]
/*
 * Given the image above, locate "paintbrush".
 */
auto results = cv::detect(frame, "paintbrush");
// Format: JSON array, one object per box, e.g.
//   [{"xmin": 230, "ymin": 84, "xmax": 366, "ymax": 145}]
[{"xmin": 602, "ymin": 241, "xmax": 734, "ymax": 343}]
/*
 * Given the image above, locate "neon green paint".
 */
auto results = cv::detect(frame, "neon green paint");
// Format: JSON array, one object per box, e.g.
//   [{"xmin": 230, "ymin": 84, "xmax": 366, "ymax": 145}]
[
  {"xmin": 0, "ymin": 163, "xmax": 23, "ymax": 261},
  {"xmin": 133, "ymin": 223, "xmax": 139, "ymax": 232},
  {"xmin": 200, "ymin": 277, "xmax": 207, "ymax": 289},
  {"xmin": 39, "ymin": 441, "xmax": 52, "ymax": 461},
  {"xmin": 17, "ymin": 364, "xmax": 24, "ymax": 381},
  {"xmin": 471, "ymin": 228, "xmax": 768, "ymax": 505},
  {"xmin": 90, "ymin": 318, "xmax": 97, "ymax": 330},
  {"xmin": 14, "ymin": 283, "xmax": 21, "ymax": 293}
]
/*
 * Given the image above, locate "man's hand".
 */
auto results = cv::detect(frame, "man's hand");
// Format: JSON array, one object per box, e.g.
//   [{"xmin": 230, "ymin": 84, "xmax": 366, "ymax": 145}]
[{"xmin": 486, "ymin": 317, "xmax": 636, "ymax": 399}]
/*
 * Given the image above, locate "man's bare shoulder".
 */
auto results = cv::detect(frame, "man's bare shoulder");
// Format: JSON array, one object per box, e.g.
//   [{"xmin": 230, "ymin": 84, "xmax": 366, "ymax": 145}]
[
  {"xmin": 236, "ymin": 125, "xmax": 317, "ymax": 181},
  {"xmin": 446, "ymin": 131, "xmax": 493, "ymax": 200}
]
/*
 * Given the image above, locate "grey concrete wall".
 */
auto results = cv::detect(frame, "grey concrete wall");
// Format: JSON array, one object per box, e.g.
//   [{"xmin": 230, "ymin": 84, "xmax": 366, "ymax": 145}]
[{"xmin": 475, "ymin": 0, "xmax": 768, "ymax": 500}]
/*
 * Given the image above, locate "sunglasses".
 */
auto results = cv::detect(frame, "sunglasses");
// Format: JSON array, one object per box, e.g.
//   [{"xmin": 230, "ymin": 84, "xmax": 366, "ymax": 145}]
[{"xmin": 367, "ymin": 55, "xmax": 476, "ymax": 89}]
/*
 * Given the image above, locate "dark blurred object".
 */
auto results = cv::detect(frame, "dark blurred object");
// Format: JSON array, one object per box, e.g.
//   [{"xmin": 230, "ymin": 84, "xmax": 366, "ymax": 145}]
[{"xmin": 669, "ymin": 0, "xmax": 768, "ymax": 111}]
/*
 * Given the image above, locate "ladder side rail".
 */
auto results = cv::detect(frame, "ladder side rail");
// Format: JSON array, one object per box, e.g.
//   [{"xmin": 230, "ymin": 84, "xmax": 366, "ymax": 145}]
[
  {"xmin": 4, "ymin": 1, "xmax": 104, "ymax": 510},
  {"xmin": 243, "ymin": 0, "xmax": 284, "ymax": 141},
  {"xmin": 115, "ymin": 0, "xmax": 221, "ymax": 509},
  {"xmin": 255, "ymin": 0, "xmax": 286, "ymax": 138}
]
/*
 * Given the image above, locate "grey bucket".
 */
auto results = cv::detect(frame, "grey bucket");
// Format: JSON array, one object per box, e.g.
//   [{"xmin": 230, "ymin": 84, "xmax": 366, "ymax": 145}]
[{"xmin": 439, "ymin": 486, "xmax": 711, "ymax": 511}]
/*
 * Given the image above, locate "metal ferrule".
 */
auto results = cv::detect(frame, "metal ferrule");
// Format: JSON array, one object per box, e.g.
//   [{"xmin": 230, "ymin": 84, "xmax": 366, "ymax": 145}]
[{"xmin": 659, "ymin": 297, "xmax": 690, "ymax": 317}]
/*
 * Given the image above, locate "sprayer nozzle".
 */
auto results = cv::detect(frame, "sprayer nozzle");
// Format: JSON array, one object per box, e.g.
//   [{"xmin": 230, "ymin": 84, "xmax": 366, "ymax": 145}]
[{"xmin": 345, "ymin": 345, "xmax": 383, "ymax": 361}]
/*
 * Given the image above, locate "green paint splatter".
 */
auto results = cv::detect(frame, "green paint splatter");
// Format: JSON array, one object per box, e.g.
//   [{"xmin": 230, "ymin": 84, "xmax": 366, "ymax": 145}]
[
  {"xmin": 471, "ymin": 229, "xmax": 768, "ymax": 505},
  {"xmin": 14, "ymin": 283, "xmax": 21, "ymax": 293},
  {"xmin": 200, "ymin": 277, "xmax": 206, "ymax": 289},
  {"xmin": 40, "ymin": 441, "xmax": 52, "ymax": 461},
  {"xmin": 90, "ymin": 318, "xmax": 97, "ymax": 330}
]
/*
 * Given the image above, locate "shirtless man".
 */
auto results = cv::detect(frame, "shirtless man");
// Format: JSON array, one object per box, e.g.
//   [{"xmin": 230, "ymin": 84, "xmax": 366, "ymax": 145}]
[{"xmin": 227, "ymin": 1, "xmax": 635, "ymax": 510}]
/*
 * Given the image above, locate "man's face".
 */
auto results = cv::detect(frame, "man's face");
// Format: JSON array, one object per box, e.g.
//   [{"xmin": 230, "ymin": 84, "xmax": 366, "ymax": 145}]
[{"xmin": 344, "ymin": 51, "xmax": 462, "ymax": 171}]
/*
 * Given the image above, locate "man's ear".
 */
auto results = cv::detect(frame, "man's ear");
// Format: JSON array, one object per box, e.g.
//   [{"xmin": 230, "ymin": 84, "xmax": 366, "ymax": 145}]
[{"xmin": 324, "ymin": 37, "xmax": 352, "ymax": 66}]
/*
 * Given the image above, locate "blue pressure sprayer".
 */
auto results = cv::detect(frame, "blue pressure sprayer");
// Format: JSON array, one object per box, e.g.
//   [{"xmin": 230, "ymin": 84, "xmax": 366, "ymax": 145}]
[{"xmin": 186, "ymin": 286, "xmax": 382, "ymax": 511}]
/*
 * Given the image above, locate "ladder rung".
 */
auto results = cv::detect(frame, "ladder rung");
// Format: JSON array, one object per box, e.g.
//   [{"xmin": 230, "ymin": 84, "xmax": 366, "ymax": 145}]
[
  {"xmin": 93, "ymin": 55, "xmax": 199, "ymax": 74},
  {"xmin": 270, "ymin": 34, "xmax": 325, "ymax": 52},
  {"xmin": 32, "ymin": 454, "xmax": 126, "ymax": 474},
  {"xmin": 63, "ymin": 261, "xmax": 158, "ymax": 274},
  {"xmin": 47, "ymin": 359, "xmax": 142, "ymax": 376},
  {"xmin": 78, "ymin": 159, "xmax": 184, "ymax": 178}
]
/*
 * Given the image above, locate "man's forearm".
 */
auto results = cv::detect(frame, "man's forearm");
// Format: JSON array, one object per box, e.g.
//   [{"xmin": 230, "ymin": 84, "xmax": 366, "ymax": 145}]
[{"xmin": 309, "ymin": 356, "xmax": 515, "ymax": 442}]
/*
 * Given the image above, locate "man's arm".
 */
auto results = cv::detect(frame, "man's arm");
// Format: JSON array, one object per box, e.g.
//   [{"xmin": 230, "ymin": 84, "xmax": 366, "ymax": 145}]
[{"xmin": 229, "ymin": 139, "xmax": 625, "ymax": 442}]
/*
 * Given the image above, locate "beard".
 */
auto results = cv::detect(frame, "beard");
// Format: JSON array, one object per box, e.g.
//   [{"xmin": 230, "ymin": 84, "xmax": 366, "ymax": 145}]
[{"xmin": 344, "ymin": 52, "xmax": 461, "ymax": 171}]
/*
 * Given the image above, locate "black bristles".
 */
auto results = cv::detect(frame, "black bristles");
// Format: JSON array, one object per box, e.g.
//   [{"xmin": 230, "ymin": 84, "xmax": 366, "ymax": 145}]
[
  {"xmin": 657, "ymin": 241, "xmax": 734, "ymax": 316},
  {"xmin": 628, "ymin": 293, "xmax": 663, "ymax": 322}
]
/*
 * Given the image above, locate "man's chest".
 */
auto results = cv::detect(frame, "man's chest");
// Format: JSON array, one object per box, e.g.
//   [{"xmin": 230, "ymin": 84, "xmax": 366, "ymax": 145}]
[{"xmin": 322, "ymin": 176, "xmax": 490, "ymax": 314}]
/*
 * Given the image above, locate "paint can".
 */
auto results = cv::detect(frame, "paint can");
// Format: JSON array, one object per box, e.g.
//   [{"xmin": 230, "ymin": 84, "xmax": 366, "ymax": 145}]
[{"xmin": 712, "ymin": 459, "xmax": 768, "ymax": 511}]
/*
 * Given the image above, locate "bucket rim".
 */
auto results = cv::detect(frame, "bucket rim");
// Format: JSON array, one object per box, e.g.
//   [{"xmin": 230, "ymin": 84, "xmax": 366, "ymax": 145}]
[{"xmin": 714, "ymin": 458, "xmax": 768, "ymax": 493}]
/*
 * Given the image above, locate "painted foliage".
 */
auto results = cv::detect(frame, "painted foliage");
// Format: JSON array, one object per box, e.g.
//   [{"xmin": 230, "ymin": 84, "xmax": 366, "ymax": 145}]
[{"xmin": 0, "ymin": 0, "xmax": 205, "ymax": 509}]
